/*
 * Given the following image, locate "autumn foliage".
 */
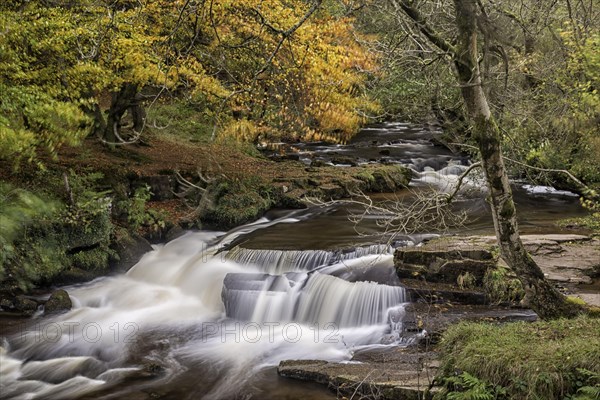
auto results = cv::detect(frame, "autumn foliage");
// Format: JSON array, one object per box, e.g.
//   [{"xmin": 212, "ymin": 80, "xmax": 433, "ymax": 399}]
[{"xmin": 0, "ymin": 0, "xmax": 378, "ymax": 163}]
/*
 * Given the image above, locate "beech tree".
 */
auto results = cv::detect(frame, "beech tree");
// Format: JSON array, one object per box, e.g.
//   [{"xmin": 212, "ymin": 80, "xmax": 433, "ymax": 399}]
[
  {"xmin": 389, "ymin": 0, "xmax": 578, "ymax": 319},
  {"xmin": 0, "ymin": 0, "xmax": 377, "ymax": 160}
]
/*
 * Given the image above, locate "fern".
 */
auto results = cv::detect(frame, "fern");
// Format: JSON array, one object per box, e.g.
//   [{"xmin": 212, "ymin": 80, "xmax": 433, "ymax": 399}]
[
  {"xmin": 571, "ymin": 385, "xmax": 600, "ymax": 400},
  {"xmin": 435, "ymin": 372, "xmax": 507, "ymax": 400},
  {"xmin": 569, "ymin": 368, "xmax": 600, "ymax": 400}
]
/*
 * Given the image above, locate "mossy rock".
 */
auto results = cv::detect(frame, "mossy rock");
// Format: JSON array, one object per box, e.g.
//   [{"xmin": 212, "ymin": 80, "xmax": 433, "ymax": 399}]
[
  {"xmin": 111, "ymin": 228, "xmax": 154, "ymax": 272},
  {"xmin": 44, "ymin": 289, "xmax": 72, "ymax": 314},
  {"xmin": 201, "ymin": 184, "xmax": 274, "ymax": 229},
  {"xmin": 63, "ymin": 212, "xmax": 113, "ymax": 251},
  {"xmin": 279, "ymin": 188, "xmax": 309, "ymax": 208},
  {"xmin": 14, "ymin": 296, "xmax": 39, "ymax": 315},
  {"xmin": 359, "ymin": 165, "xmax": 411, "ymax": 192},
  {"xmin": 353, "ymin": 170, "xmax": 376, "ymax": 185}
]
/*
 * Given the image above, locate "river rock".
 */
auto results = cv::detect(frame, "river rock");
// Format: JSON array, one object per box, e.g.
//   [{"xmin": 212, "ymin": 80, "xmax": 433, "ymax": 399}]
[
  {"xmin": 395, "ymin": 235, "xmax": 600, "ymax": 307},
  {"xmin": 395, "ymin": 238, "xmax": 495, "ymax": 287},
  {"xmin": 14, "ymin": 296, "xmax": 39, "ymax": 316},
  {"xmin": 330, "ymin": 156, "xmax": 357, "ymax": 166},
  {"xmin": 312, "ymin": 183, "xmax": 346, "ymax": 199},
  {"xmin": 113, "ymin": 232, "xmax": 154, "ymax": 272},
  {"xmin": 278, "ymin": 348, "xmax": 439, "ymax": 400},
  {"xmin": 401, "ymin": 303, "xmax": 537, "ymax": 346},
  {"xmin": 400, "ymin": 279, "xmax": 487, "ymax": 305},
  {"xmin": 165, "ymin": 224, "xmax": 186, "ymax": 242},
  {"xmin": 44, "ymin": 289, "xmax": 72, "ymax": 314},
  {"xmin": 0, "ymin": 297, "xmax": 13, "ymax": 310},
  {"xmin": 369, "ymin": 165, "xmax": 412, "ymax": 192}
]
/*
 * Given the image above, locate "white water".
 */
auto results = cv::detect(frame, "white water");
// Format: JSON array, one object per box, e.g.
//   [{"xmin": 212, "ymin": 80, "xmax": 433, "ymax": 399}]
[
  {"xmin": 1, "ymin": 217, "xmax": 409, "ymax": 400},
  {"xmin": 224, "ymin": 243, "xmax": 392, "ymax": 274}
]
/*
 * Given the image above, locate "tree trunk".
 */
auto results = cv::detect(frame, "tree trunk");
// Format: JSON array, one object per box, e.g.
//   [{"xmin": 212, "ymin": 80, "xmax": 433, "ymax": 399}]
[
  {"xmin": 103, "ymin": 83, "xmax": 139, "ymax": 143},
  {"xmin": 129, "ymin": 92, "xmax": 146, "ymax": 133},
  {"xmin": 452, "ymin": 0, "xmax": 575, "ymax": 319}
]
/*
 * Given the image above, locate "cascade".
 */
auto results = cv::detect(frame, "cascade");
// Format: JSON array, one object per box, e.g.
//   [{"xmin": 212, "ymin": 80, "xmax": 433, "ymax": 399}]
[
  {"xmin": 1, "ymin": 122, "xmax": 584, "ymax": 399},
  {"xmin": 222, "ymin": 271, "xmax": 407, "ymax": 327},
  {"xmin": 223, "ymin": 243, "xmax": 392, "ymax": 273}
]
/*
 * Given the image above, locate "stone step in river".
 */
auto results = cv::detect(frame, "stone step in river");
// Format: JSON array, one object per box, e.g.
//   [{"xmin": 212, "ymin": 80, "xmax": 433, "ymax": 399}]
[{"xmin": 0, "ymin": 123, "xmax": 590, "ymax": 400}]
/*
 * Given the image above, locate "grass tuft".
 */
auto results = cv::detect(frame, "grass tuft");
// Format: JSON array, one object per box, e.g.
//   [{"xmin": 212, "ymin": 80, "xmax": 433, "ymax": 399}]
[{"xmin": 437, "ymin": 315, "xmax": 600, "ymax": 399}]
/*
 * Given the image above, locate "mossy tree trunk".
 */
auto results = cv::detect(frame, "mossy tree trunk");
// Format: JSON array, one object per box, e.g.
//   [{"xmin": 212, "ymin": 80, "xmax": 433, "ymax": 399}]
[
  {"xmin": 103, "ymin": 83, "xmax": 142, "ymax": 143},
  {"xmin": 451, "ymin": 0, "xmax": 574, "ymax": 319},
  {"xmin": 394, "ymin": 0, "xmax": 577, "ymax": 318}
]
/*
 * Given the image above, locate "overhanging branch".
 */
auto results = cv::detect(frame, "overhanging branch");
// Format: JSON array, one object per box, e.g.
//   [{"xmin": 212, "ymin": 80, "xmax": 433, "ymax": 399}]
[{"xmin": 391, "ymin": 0, "xmax": 457, "ymax": 56}]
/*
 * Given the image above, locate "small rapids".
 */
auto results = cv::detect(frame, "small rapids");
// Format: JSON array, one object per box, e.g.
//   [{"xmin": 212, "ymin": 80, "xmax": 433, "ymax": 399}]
[
  {"xmin": 1, "ymin": 122, "xmax": 587, "ymax": 400},
  {"xmin": 224, "ymin": 243, "xmax": 392, "ymax": 274},
  {"xmin": 1, "ymin": 217, "xmax": 410, "ymax": 400}
]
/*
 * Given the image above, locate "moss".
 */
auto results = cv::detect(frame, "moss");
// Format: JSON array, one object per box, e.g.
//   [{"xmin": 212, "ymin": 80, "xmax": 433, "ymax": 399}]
[
  {"xmin": 1, "ymin": 173, "xmax": 116, "ymax": 291},
  {"xmin": 362, "ymin": 165, "xmax": 411, "ymax": 192},
  {"xmin": 353, "ymin": 170, "xmax": 375, "ymax": 185},
  {"xmin": 483, "ymin": 265, "xmax": 525, "ymax": 305},
  {"xmin": 145, "ymin": 100, "xmax": 214, "ymax": 144},
  {"xmin": 70, "ymin": 247, "xmax": 111, "ymax": 271},
  {"xmin": 558, "ymin": 213, "xmax": 600, "ymax": 234},
  {"xmin": 200, "ymin": 177, "xmax": 279, "ymax": 229},
  {"xmin": 64, "ymin": 211, "xmax": 113, "ymax": 250},
  {"xmin": 499, "ymin": 200, "xmax": 516, "ymax": 219}
]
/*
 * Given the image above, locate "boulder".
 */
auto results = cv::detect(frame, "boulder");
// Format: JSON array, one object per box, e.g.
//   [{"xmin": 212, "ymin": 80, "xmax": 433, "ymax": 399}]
[
  {"xmin": 395, "ymin": 237, "xmax": 496, "ymax": 287},
  {"xmin": 44, "ymin": 289, "xmax": 72, "ymax": 314},
  {"xmin": 14, "ymin": 296, "xmax": 39, "ymax": 316},
  {"xmin": 113, "ymin": 231, "xmax": 154, "ymax": 272},
  {"xmin": 165, "ymin": 225, "xmax": 186, "ymax": 242}
]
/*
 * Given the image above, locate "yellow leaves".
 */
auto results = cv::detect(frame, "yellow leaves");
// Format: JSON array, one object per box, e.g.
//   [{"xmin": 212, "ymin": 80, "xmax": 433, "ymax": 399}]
[
  {"xmin": 190, "ymin": 74, "xmax": 230, "ymax": 99},
  {"xmin": 219, "ymin": 119, "xmax": 262, "ymax": 143},
  {"xmin": 1, "ymin": 0, "xmax": 379, "ymax": 157},
  {"xmin": 214, "ymin": 2, "xmax": 377, "ymax": 142}
]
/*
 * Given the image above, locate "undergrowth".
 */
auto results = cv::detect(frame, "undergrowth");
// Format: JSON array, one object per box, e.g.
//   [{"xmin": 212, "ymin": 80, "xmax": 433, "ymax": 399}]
[{"xmin": 435, "ymin": 315, "xmax": 600, "ymax": 399}]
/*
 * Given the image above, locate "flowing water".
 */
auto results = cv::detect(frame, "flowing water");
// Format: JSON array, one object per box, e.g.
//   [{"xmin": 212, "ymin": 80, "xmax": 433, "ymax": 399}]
[{"xmin": 0, "ymin": 123, "xmax": 588, "ymax": 400}]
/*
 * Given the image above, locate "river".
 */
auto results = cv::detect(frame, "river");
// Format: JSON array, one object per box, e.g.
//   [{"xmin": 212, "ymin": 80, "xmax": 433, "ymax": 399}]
[{"xmin": 0, "ymin": 123, "xmax": 588, "ymax": 400}]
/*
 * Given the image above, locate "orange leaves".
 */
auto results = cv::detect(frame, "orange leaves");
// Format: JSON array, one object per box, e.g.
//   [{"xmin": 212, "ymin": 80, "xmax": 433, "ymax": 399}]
[
  {"xmin": 178, "ymin": 0, "xmax": 379, "ymax": 142},
  {"xmin": 1, "ymin": 0, "xmax": 379, "ymax": 148}
]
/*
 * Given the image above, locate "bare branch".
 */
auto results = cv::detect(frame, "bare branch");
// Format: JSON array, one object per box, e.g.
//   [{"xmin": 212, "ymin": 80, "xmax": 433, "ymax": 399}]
[
  {"xmin": 306, "ymin": 187, "xmax": 469, "ymax": 239},
  {"xmin": 99, "ymin": 122, "xmax": 144, "ymax": 146},
  {"xmin": 443, "ymin": 162, "xmax": 482, "ymax": 203},
  {"xmin": 503, "ymin": 156, "xmax": 590, "ymax": 194},
  {"xmin": 253, "ymin": 0, "xmax": 323, "ymax": 77},
  {"xmin": 390, "ymin": 0, "xmax": 457, "ymax": 56}
]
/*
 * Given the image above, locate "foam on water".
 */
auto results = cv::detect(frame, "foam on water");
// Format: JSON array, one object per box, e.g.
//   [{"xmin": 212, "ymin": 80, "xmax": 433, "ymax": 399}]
[{"xmin": 2, "ymin": 216, "xmax": 409, "ymax": 399}]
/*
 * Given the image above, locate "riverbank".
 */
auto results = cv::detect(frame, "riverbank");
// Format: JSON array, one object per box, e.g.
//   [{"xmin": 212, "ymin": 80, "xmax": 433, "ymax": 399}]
[
  {"xmin": 0, "ymin": 133, "xmax": 411, "ymax": 303},
  {"xmin": 277, "ymin": 234, "xmax": 600, "ymax": 399}
]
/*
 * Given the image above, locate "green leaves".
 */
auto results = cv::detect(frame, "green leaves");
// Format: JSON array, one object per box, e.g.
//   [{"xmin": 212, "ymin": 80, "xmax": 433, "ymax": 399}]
[
  {"xmin": 436, "ymin": 372, "xmax": 507, "ymax": 400},
  {"xmin": 0, "ymin": 183, "xmax": 57, "ymax": 284},
  {"xmin": 0, "ymin": 83, "xmax": 89, "ymax": 165}
]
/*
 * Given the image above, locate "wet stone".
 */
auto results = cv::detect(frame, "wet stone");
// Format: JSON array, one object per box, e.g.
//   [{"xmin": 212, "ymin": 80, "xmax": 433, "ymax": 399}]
[{"xmin": 44, "ymin": 289, "xmax": 72, "ymax": 314}]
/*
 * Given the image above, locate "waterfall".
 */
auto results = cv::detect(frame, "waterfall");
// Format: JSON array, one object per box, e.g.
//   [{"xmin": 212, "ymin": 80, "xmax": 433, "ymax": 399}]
[
  {"xmin": 1, "ymin": 219, "xmax": 412, "ymax": 400},
  {"xmin": 223, "ymin": 271, "xmax": 407, "ymax": 328},
  {"xmin": 224, "ymin": 248, "xmax": 332, "ymax": 273},
  {"xmin": 295, "ymin": 273, "xmax": 406, "ymax": 327},
  {"xmin": 224, "ymin": 243, "xmax": 393, "ymax": 273}
]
